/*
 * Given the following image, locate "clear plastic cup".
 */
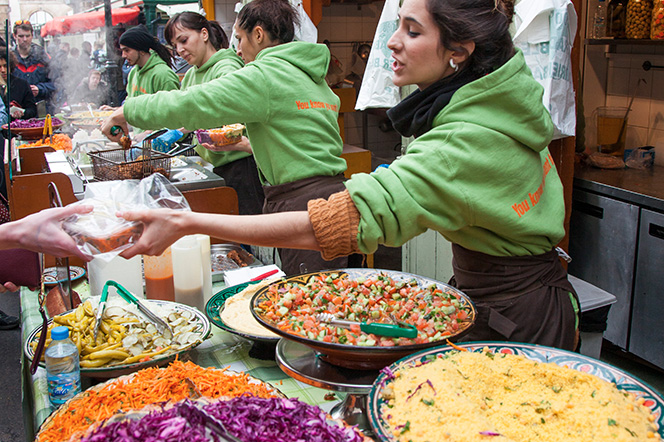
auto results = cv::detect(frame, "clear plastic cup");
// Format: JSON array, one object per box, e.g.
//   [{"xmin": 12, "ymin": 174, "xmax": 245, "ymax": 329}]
[{"xmin": 596, "ymin": 106, "xmax": 629, "ymax": 157}]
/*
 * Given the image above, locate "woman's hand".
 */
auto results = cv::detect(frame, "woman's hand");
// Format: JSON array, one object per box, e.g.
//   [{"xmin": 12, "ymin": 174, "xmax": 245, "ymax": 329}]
[
  {"xmin": 101, "ymin": 106, "xmax": 129, "ymax": 143},
  {"xmin": 99, "ymin": 105, "xmax": 117, "ymax": 111},
  {"xmin": 118, "ymin": 209, "xmax": 189, "ymax": 259},
  {"xmin": 201, "ymin": 136, "xmax": 252, "ymax": 153},
  {"xmin": 1, "ymin": 204, "xmax": 94, "ymax": 260}
]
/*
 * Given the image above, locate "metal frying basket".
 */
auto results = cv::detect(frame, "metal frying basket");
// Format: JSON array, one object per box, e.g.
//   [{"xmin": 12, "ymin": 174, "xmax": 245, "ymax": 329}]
[{"xmin": 88, "ymin": 140, "xmax": 172, "ymax": 181}]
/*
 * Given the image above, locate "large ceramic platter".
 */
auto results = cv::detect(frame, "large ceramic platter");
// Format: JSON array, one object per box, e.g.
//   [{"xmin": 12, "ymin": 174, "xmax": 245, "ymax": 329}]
[
  {"xmin": 24, "ymin": 300, "xmax": 211, "ymax": 378},
  {"xmin": 368, "ymin": 341, "xmax": 664, "ymax": 441},
  {"xmin": 250, "ymin": 268, "xmax": 476, "ymax": 370},
  {"xmin": 205, "ymin": 281, "xmax": 280, "ymax": 344},
  {"xmin": 36, "ymin": 366, "xmax": 286, "ymax": 442}
]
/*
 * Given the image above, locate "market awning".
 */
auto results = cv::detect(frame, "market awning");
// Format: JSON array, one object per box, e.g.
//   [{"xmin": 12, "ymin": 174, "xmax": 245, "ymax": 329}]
[{"xmin": 40, "ymin": 6, "xmax": 141, "ymax": 37}]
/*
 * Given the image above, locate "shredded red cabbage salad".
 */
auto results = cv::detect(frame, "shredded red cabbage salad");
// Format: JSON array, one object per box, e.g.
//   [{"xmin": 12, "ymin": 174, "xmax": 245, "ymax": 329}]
[
  {"xmin": 79, "ymin": 396, "xmax": 364, "ymax": 442},
  {"xmin": 79, "ymin": 401, "xmax": 212, "ymax": 442},
  {"xmin": 9, "ymin": 117, "xmax": 64, "ymax": 128},
  {"xmin": 203, "ymin": 396, "xmax": 364, "ymax": 442}
]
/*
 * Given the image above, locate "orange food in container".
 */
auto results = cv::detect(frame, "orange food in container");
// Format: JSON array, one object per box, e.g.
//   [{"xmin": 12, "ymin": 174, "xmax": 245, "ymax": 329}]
[{"xmin": 196, "ymin": 124, "xmax": 245, "ymax": 147}]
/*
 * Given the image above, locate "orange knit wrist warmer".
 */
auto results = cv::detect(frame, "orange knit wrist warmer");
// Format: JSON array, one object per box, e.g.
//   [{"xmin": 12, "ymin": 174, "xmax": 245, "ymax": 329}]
[{"xmin": 307, "ymin": 190, "xmax": 361, "ymax": 260}]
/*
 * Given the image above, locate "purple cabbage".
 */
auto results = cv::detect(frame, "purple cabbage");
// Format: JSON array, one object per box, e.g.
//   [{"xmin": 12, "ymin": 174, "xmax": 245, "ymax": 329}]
[
  {"xmin": 204, "ymin": 396, "xmax": 364, "ymax": 442},
  {"xmin": 79, "ymin": 396, "xmax": 364, "ymax": 442},
  {"xmin": 9, "ymin": 117, "xmax": 64, "ymax": 129},
  {"xmin": 379, "ymin": 366, "xmax": 395, "ymax": 381},
  {"xmin": 79, "ymin": 401, "xmax": 212, "ymax": 442},
  {"xmin": 405, "ymin": 379, "xmax": 437, "ymax": 402}
]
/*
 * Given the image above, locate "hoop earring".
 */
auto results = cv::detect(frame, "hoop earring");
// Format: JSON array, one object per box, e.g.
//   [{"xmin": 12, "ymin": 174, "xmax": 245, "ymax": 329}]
[{"xmin": 449, "ymin": 59, "xmax": 459, "ymax": 72}]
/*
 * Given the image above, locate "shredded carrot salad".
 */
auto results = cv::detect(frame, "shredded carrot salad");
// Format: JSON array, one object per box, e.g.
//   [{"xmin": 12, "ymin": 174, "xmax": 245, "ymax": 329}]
[
  {"xmin": 20, "ymin": 134, "xmax": 72, "ymax": 151},
  {"xmin": 37, "ymin": 359, "xmax": 279, "ymax": 442}
]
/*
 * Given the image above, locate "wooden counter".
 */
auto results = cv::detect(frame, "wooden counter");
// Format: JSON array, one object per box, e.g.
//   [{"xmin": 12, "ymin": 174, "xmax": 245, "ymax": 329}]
[{"xmin": 340, "ymin": 143, "xmax": 371, "ymax": 178}]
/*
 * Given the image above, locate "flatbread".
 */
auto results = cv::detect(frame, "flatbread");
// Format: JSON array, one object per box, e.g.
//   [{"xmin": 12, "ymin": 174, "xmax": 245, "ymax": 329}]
[{"xmin": 220, "ymin": 279, "xmax": 279, "ymax": 338}]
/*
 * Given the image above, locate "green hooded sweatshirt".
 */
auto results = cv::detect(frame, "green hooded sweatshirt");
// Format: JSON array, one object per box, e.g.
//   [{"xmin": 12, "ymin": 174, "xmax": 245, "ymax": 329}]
[
  {"xmin": 124, "ymin": 41, "xmax": 347, "ymax": 185},
  {"xmin": 126, "ymin": 51, "xmax": 180, "ymax": 133},
  {"xmin": 126, "ymin": 51, "xmax": 180, "ymax": 98},
  {"xmin": 346, "ymin": 50, "xmax": 564, "ymax": 257},
  {"xmin": 180, "ymin": 48, "xmax": 249, "ymax": 167}
]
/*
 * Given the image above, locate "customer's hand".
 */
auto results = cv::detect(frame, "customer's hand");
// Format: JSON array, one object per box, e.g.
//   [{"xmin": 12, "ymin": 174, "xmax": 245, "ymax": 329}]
[
  {"xmin": 0, "ymin": 204, "xmax": 94, "ymax": 260},
  {"xmin": 10, "ymin": 108, "xmax": 24, "ymax": 119},
  {"xmin": 0, "ymin": 282, "xmax": 20, "ymax": 293}
]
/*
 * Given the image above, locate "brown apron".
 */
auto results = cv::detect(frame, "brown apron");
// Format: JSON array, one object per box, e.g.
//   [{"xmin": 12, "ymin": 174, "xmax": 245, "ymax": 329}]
[
  {"xmin": 450, "ymin": 244, "xmax": 579, "ymax": 351},
  {"xmin": 263, "ymin": 174, "xmax": 349, "ymax": 275}
]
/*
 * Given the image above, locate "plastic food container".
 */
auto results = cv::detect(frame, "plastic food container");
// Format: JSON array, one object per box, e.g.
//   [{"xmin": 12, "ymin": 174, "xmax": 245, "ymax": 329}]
[{"xmin": 195, "ymin": 124, "xmax": 245, "ymax": 147}]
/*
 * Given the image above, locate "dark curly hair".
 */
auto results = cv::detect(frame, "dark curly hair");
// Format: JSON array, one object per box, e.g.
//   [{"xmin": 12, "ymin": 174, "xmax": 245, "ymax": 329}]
[{"xmin": 427, "ymin": 0, "xmax": 515, "ymax": 75}]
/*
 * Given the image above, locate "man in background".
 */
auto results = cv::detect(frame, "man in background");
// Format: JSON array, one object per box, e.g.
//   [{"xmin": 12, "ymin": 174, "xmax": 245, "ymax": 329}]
[
  {"xmin": 12, "ymin": 20, "xmax": 55, "ymax": 114},
  {"xmin": 52, "ymin": 42, "xmax": 71, "ymax": 108},
  {"xmin": 81, "ymin": 41, "xmax": 93, "ymax": 67}
]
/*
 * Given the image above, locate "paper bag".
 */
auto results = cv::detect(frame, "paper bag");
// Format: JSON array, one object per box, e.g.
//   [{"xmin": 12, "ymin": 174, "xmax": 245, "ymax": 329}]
[
  {"xmin": 355, "ymin": 0, "xmax": 400, "ymax": 110},
  {"xmin": 512, "ymin": 0, "xmax": 578, "ymax": 140}
]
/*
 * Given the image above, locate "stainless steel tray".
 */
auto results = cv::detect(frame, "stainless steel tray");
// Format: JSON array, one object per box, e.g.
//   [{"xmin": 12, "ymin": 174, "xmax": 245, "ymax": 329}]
[{"xmin": 211, "ymin": 243, "xmax": 261, "ymax": 282}]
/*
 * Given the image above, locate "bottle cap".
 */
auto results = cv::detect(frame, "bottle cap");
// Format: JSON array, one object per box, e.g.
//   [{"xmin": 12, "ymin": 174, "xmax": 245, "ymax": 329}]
[{"xmin": 51, "ymin": 326, "xmax": 69, "ymax": 340}]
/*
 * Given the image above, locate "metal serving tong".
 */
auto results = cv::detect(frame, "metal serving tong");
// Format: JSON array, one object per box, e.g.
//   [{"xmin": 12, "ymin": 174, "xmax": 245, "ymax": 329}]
[
  {"xmin": 183, "ymin": 378, "xmax": 244, "ymax": 442},
  {"xmin": 41, "ymin": 114, "xmax": 53, "ymax": 144},
  {"xmin": 316, "ymin": 312, "xmax": 418, "ymax": 338},
  {"xmin": 94, "ymin": 280, "xmax": 173, "ymax": 340}
]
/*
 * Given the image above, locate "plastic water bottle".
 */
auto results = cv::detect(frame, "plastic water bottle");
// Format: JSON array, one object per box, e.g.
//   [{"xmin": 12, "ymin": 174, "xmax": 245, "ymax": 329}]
[
  {"xmin": 593, "ymin": 0, "xmax": 608, "ymax": 38},
  {"xmin": 45, "ymin": 326, "xmax": 81, "ymax": 407}
]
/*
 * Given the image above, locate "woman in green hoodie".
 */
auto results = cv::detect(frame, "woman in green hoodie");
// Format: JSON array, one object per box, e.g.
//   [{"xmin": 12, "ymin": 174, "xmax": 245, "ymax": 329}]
[
  {"xmin": 163, "ymin": 12, "xmax": 265, "ymax": 216},
  {"xmin": 112, "ymin": 0, "xmax": 579, "ymax": 351},
  {"xmin": 102, "ymin": 0, "xmax": 350, "ymax": 275}
]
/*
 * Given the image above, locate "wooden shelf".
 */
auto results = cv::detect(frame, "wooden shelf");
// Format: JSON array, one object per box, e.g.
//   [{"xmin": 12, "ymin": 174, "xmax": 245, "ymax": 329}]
[{"xmin": 585, "ymin": 38, "xmax": 664, "ymax": 45}]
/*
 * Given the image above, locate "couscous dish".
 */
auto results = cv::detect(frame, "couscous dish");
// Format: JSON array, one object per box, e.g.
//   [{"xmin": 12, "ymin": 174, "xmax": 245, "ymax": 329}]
[{"xmin": 380, "ymin": 348, "xmax": 660, "ymax": 441}]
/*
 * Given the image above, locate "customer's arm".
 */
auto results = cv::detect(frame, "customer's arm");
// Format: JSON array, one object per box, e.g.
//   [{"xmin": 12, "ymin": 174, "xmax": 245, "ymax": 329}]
[{"xmin": 0, "ymin": 205, "xmax": 92, "ymax": 259}]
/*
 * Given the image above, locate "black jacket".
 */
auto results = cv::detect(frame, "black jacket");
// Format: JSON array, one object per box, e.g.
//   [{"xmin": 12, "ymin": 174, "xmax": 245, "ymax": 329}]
[{"xmin": 2, "ymin": 74, "xmax": 38, "ymax": 120}]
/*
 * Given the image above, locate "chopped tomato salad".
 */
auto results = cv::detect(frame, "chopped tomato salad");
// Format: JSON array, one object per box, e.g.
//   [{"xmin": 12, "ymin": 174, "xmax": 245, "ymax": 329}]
[{"xmin": 254, "ymin": 273, "xmax": 473, "ymax": 347}]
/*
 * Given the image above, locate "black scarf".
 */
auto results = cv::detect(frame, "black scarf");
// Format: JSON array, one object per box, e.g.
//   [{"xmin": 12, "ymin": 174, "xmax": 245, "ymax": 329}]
[{"xmin": 387, "ymin": 68, "xmax": 480, "ymax": 138}]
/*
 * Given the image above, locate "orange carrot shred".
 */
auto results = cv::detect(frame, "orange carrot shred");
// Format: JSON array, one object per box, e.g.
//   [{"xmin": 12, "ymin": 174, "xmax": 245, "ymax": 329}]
[{"xmin": 446, "ymin": 339, "xmax": 468, "ymax": 352}]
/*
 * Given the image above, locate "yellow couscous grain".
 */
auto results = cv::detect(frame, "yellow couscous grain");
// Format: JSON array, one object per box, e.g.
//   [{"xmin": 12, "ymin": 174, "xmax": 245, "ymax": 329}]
[{"xmin": 381, "ymin": 349, "xmax": 660, "ymax": 442}]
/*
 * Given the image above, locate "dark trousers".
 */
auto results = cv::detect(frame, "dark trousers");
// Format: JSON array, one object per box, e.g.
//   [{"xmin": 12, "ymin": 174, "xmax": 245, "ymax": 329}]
[{"xmin": 213, "ymin": 156, "xmax": 265, "ymax": 216}]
